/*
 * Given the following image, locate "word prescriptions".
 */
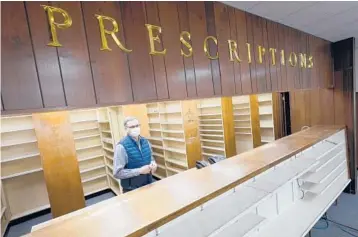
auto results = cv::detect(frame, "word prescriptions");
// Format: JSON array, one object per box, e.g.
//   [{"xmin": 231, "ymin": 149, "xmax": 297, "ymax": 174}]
[{"xmin": 42, "ymin": 5, "xmax": 313, "ymax": 69}]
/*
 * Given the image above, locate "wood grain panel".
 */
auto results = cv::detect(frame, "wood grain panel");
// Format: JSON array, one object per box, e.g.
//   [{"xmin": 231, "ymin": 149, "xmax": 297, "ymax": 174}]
[
  {"xmin": 266, "ymin": 20, "xmax": 279, "ymax": 92},
  {"xmin": 310, "ymin": 36, "xmax": 320, "ymax": 88},
  {"xmin": 82, "ymin": 2, "xmax": 133, "ymax": 105},
  {"xmin": 262, "ymin": 18, "xmax": 272, "ymax": 92},
  {"xmin": 187, "ymin": 2, "xmax": 214, "ymax": 97},
  {"xmin": 26, "ymin": 1, "xmax": 66, "ymax": 108},
  {"xmin": 252, "ymin": 15, "xmax": 267, "ymax": 93},
  {"xmin": 278, "ymin": 24, "xmax": 288, "ymax": 91},
  {"xmin": 228, "ymin": 8, "xmax": 242, "ymax": 95},
  {"xmin": 158, "ymin": 2, "xmax": 187, "ymax": 99},
  {"xmin": 285, "ymin": 26, "xmax": 295, "ymax": 90},
  {"xmin": 33, "ymin": 111, "xmax": 85, "ymax": 217},
  {"xmin": 177, "ymin": 2, "xmax": 197, "ymax": 98},
  {"xmin": 334, "ymin": 71, "xmax": 345, "ymax": 125},
  {"xmin": 293, "ymin": 29, "xmax": 301, "ymax": 89},
  {"xmin": 205, "ymin": 2, "xmax": 221, "ymax": 96},
  {"xmin": 51, "ymin": 1, "xmax": 96, "ymax": 107},
  {"xmin": 235, "ymin": 9, "xmax": 251, "ymax": 95},
  {"xmin": 214, "ymin": 2, "xmax": 235, "ymax": 96},
  {"xmin": 221, "ymin": 97, "xmax": 236, "ymax": 157},
  {"xmin": 301, "ymin": 32, "xmax": 310, "ymax": 89},
  {"xmin": 246, "ymin": 13, "xmax": 257, "ymax": 94},
  {"xmin": 1, "ymin": 2, "xmax": 43, "ymax": 110},
  {"xmin": 144, "ymin": 2, "xmax": 169, "ymax": 100},
  {"xmin": 249, "ymin": 95, "xmax": 261, "ymax": 147},
  {"xmin": 121, "ymin": 2, "xmax": 157, "ymax": 102}
]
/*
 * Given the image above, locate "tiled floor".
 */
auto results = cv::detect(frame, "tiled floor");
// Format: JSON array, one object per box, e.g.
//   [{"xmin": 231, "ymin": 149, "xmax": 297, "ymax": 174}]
[{"xmin": 4, "ymin": 191, "xmax": 358, "ymax": 237}]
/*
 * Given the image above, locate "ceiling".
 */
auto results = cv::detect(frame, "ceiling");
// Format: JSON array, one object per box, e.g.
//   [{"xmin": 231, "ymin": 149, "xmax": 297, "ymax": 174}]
[{"xmin": 223, "ymin": 1, "xmax": 358, "ymax": 47}]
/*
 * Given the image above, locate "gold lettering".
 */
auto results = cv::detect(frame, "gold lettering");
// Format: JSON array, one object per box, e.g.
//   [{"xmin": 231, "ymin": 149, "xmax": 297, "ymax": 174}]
[
  {"xmin": 95, "ymin": 14, "xmax": 132, "ymax": 52},
  {"xmin": 280, "ymin": 50, "xmax": 285, "ymax": 65},
  {"xmin": 41, "ymin": 5, "xmax": 72, "ymax": 47},
  {"xmin": 269, "ymin": 48, "xmax": 277, "ymax": 65},
  {"xmin": 308, "ymin": 55, "xmax": 314, "ymax": 68},
  {"xmin": 299, "ymin": 53, "xmax": 307, "ymax": 68},
  {"xmin": 289, "ymin": 52, "xmax": 298, "ymax": 67},
  {"xmin": 204, "ymin": 36, "xmax": 218, "ymax": 60},
  {"xmin": 246, "ymin": 43, "xmax": 252, "ymax": 63},
  {"xmin": 145, "ymin": 24, "xmax": 166, "ymax": 55},
  {"xmin": 180, "ymin": 31, "xmax": 192, "ymax": 57},
  {"xmin": 228, "ymin": 40, "xmax": 241, "ymax": 62},
  {"xmin": 258, "ymin": 45, "xmax": 266, "ymax": 64}
]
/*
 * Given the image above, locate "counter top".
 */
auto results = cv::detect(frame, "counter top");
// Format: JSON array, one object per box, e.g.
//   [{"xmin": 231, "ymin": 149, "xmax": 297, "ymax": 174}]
[{"xmin": 29, "ymin": 125, "xmax": 345, "ymax": 237}]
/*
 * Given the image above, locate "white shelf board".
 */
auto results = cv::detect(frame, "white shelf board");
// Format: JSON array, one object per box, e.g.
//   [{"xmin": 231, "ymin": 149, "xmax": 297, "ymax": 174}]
[
  {"xmin": 199, "ymin": 129, "xmax": 224, "ymax": 133},
  {"xmin": 80, "ymin": 165, "xmax": 105, "ymax": 174},
  {"xmin": 165, "ymin": 158, "xmax": 188, "ymax": 168},
  {"xmin": 164, "ymin": 147, "xmax": 186, "ymax": 155},
  {"xmin": 148, "ymin": 120, "xmax": 160, "ymax": 124},
  {"xmin": 149, "ymin": 129, "xmax": 162, "ymax": 132},
  {"xmin": 98, "ymin": 120, "xmax": 109, "ymax": 124},
  {"xmin": 73, "ymin": 127, "xmax": 98, "ymax": 132},
  {"xmin": 310, "ymin": 148, "xmax": 345, "ymax": 172},
  {"xmin": 160, "ymin": 121, "xmax": 183, "ymax": 125},
  {"xmin": 161, "ymin": 130, "xmax": 184, "ymax": 134},
  {"xmin": 159, "ymin": 111, "xmax": 182, "ymax": 114},
  {"xmin": 78, "ymin": 154, "xmax": 103, "ymax": 162},
  {"xmin": 102, "ymin": 138, "xmax": 113, "ymax": 144},
  {"xmin": 197, "ymin": 104, "xmax": 221, "ymax": 109},
  {"xmin": 1, "ymin": 139, "xmax": 37, "ymax": 148},
  {"xmin": 152, "ymin": 145, "xmax": 164, "ymax": 150},
  {"xmin": 234, "ymin": 119, "xmax": 251, "ymax": 122},
  {"xmin": 1, "ymin": 128, "xmax": 34, "ymax": 134},
  {"xmin": 200, "ymin": 134, "xmax": 224, "ymax": 138},
  {"xmin": 11, "ymin": 204, "xmax": 51, "ymax": 221},
  {"xmin": 199, "ymin": 124, "xmax": 223, "ymax": 127},
  {"xmin": 153, "ymin": 173, "xmax": 165, "ymax": 180},
  {"xmin": 82, "ymin": 174, "xmax": 107, "ymax": 183},
  {"xmin": 234, "ymin": 107, "xmax": 250, "ymax": 110},
  {"xmin": 202, "ymin": 146, "xmax": 225, "ymax": 152},
  {"xmin": 235, "ymin": 126, "xmax": 251, "ymax": 129},
  {"xmin": 1, "ymin": 152, "xmax": 40, "ymax": 163},
  {"xmin": 103, "ymin": 147, "xmax": 114, "ymax": 153},
  {"xmin": 162, "ymin": 137, "xmax": 185, "ymax": 142},
  {"xmin": 85, "ymin": 187, "xmax": 109, "ymax": 197},
  {"xmin": 199, "ymin": 113, "xmax": 222, "ymax": 117},
  {"xmin": 157, "ymin": 164, "xmax": 166, "ymax": 170},
  {"xmin": 235, "ymin": 132, "xmax": 252, "ymax": 135},
  {"xmin": 74, "ymin": 134, "xmax": 100, "ymax": 140},
  {"xmin": 234, "ymin": 113, "xmax": 250, "ymax": 116},
  {"xmin": 166, "ymin": 166, "xmax": 184, "ymax": 174},
  {"xmin": 153, "ymin": 152, "xmax": 165, "ymax": 158},
  {"xmin": 148, "ymin": 137, "xmax": 163, "ymax": 142},
  {"xmin": 72, "ymin": 119, "xmax": 98, "ymax": 124},
  {"xmin": 300, "ymin": 154, "xmax": 346, "ymax": 184},
  {"xmin": 76, "ymin": 144, "xmax": 102, "ymax": 151},
  {"xmin": 200, "ymin": 119, "xmax": 223, "ymax": 121},
  {"xmin": 101, "ymin": 130, "xmax": 112, "ymax": 133},
  {"xmin": 2, "ymin": 168, "xmax": 43, "ymax": 180},
  {"xmin": 256, "ymin": 172, "xmax": 350, "ymax": 237},
  {"xmin": 201, "ymin": 139, "xmax": 224, "ymax": 144},
  {"xmin": 202, "ymin": 152, "xmax": 224, "ymax": 157}
]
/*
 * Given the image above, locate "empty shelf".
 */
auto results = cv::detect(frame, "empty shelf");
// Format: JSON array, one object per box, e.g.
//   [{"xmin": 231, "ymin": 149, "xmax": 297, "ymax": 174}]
[
  {"xmin": 148, "ymin": 137, "xmax": 163, "ymax": 142},
  {"xmin": 105, "ymin": 155, "xmax": 113, "ymax": 160},
  {"xmin": 77, "ymin": 144, "xmax": 102, "ymax": 151},
  {"xmin": 72, "ymin": 119, "xmax": 98, "ymax": 123},
  {"xmin": 147, "ymin": 111, "xmax": 159, "ymax": 114},
  {"xmin": 310, "ymin": 148, "xmax": 345, "ymax": 172},
  {"xmin": 201, "ymin": 139, "xmax": 224, "ymax": 144},
  {"xmin": 102, "ymin": 138, "xmax": 113, "ymax": 144},
  {"xmin": 103, "ymin": 147, "xmax": 114, "ymax": 153},
  {"xmin": 101, "ymin": 130, "xmax": 112, "ymax": 133},
  {"xmin": 199, "ymin": 113, "xmax": 222, "ymax": 117},
  {"xmin": 200, "ymin": 129, "xmax": 223, "ymax": 133},
  {"xmin": 209, "ymin": 212, "xmax": 266, "ymax": 237},
  {"xmin": 80, "ymin": 165, "xmax": 105, "ymax": 174},
  {"xmin": 235, "ymin": 132, "xmax": 252, "ymax": 135},
  {"xmin": 153, "ymin": 173, "xmax": 165, "ymax": 180},
  {"xmin": 235, "ymin": 126, "xmax": 251, "ymax": 129},
  {"xmin": 200, "ymin": 119, "xmax": 223, "ymax": 122},
  {"xmin": 74, "ymin": 134, "xmax": 100, "ymax": 140},
  {"xmin": 166, "ymin": 166, "xmax": 184, "ymax": 174},
  {"xmin": 1, "ymin": 139, "xmax": 37, "ymax": 148},
  {"xmin": 157, "ymin": 164, "xmax": 166, "ymax": 170},
  {"xmin": 78, "ymin": 154, "xmax": 103, "ymax": 162},
  {"xmin": 261, "ymin": 139, "xmax": 274, "ymax": 143},
  {"xmin": 164, "ymin": 147, "xmax": 186, "ymax": 154},
  {"xmin": 151, "ymin": 145, "xmax": 164, "ymax": 150},
  {"xmin": 202, "ymin": 146, "xmax": 225, "ymax": 152},
  {"xmin": 234, "ymin": 119, "xmax": 250, "ymax": 122},
  {"xmin": 234, "ymin": 113, "xmax": 250, "ymax": 116},
  {"xmin": 148, "ymin": 120, "xmax": 160, "ymax": 124},
  {"xmin": 199, "ymin": 124, "xmax": 223, "ymax": 127},
  {"xmin": 82, "ymin": 174, "xmax": 107, "ymax": 183},
  {"xmin": 98, "ymin": 120, "xmax": 109, "ymax": 123},
  {"xmin": 153, "ymin": 152, "xmax": 165, "ymax": 158},
  {"xmin": 107, "ymin": 164, "xmax": 114, "ymax": 171},
  {"xmin": 234, "ymin": 107, "xmax": 250, "ymax": 110},
  {"xmin": 160, "ymin": 121, "xmax": 183, "ymax": 125},
  {"xmin": 149, "ymin": 129, "xmax": 161, "ymax": 132},
  {"xmin": 1, "ymin": 127, "xmax": 34, "ymax": 133},
  {"xmin": 162, "ymin": 130, "xmax": 184, "ymax": 134},
  {"xmin": 159, "ymin": 111, "xmax": 181, "ymax": 114},
  {"xmin": 197, "ymin": 104, "xmax": 221, "ymax": 109},
  {"xmin": 1, "ymin": 153, "xmax": 40, "ymax": 163},
  {"xmin": 2, "ymin": 168, "xmax": 43, "ymax": 180},
  {"xmin": 200, "ymin": 134, "xmax": 224, "ymax": 138},
  {"xmin": 166, "ymin": 158, "xmax": 188, "ymax": 168},
  {"xmin": 202, "ymin": 152, "xmax": 224, "ymax": 157},
  {"xmin": 73, "ymin": 127, "xmax": 99, "ymax": 132},
  {"xmin": 163, "ymin": 137, "xmax": 185, "ymax": 142}
]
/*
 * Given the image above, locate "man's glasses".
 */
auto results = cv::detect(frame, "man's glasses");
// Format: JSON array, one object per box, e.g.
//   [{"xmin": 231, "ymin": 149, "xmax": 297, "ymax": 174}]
[{"xmin": 127, "ymin": 124, "xmax": 141, "ymax": 129}]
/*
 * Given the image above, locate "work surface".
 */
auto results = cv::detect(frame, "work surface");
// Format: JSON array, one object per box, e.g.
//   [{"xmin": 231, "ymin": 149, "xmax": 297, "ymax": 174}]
[{"xmin": 29, "ymin": 125, "xmax": 345, "ymax": 237}]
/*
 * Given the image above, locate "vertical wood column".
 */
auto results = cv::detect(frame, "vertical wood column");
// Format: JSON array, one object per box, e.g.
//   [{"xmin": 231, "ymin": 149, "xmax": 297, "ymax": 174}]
[
  {"xmin": 221, "ymin": 97, "xmax": 236, "ymax": 157},
  {"xmin": 182, "ymin": 101, "xmax": 202, "ymax": 168},
  {"xmin": 33, "ymin": 112, "xmax": 85, "ymax": 218},
  {"xmin": 250, "ymin": 95, "xmax": 262, "ymax": 148}
]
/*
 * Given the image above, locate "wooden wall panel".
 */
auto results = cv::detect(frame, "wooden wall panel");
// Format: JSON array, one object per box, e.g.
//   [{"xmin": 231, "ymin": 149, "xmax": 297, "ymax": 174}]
[
  {"xmin": 33, "ymin": 111, "xmax": 85, "ymax": 217},
  {"xmin": 214, "ymin": 2, "xmax": 235, "ymax": 96},
  {"xmin": 1, "ymin": 2, "xmax": 335, "ymax": 114},
  {"xmin": 205, "ymin": 2, "xmax": 221, "ymax": 96},
  {"xmin": 158, "ymin": 2, "xmax": 187, "ymax": 99},
  {"xmin": 121, "ymin": 2, "xmax": 157, "ymax": 102},
  {"xmin": 51, "ymin": 2, "xmax": 96, "ymax": 107},
  {"xmin": 177, "ymin": 2, "xmax": 197, "ymax": 98},
  {"xmin": 228, "ymin": 8, "xmax": 242, "ymax": 95},
  {"xmin": 82, "ymin": 2, "xmax": 133, "ymax": 105},
  {"xmin": 221, "ymin": 97, "xmax": 236, "ymax": 157},
  {"xmin": 26, "ymin": 2, "xmax": 66, "ymax": 108},
  {"xmin": 187, "ymin": 2, "xmax": 214, "ymax": 97},
  {"xmin": 1, "ymin": 2, "xmax": 43, "ymax": 110},
  {"xmin": 144, "ymin": 2, "xmax": 169, "ymax": 100},
  {"xmin": 235, "ymin": 9, "xmax": 251, "ymax": 95}
]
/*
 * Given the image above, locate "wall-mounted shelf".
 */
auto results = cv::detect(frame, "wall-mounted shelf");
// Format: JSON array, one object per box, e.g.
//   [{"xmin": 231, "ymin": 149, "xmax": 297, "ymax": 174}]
[{"xmin": 1, "ymin": 168, "xmax": 43, "ymax": 180}]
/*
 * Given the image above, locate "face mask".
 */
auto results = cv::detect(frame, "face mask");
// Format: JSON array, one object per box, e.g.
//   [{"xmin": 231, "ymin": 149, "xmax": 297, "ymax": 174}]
[{"xmin": 129, "ymin": 127, "xmax": 140, "ymax": 137}]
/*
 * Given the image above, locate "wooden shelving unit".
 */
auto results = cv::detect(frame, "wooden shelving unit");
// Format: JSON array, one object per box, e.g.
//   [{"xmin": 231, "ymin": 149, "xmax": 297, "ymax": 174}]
[
  {"xmin": 197, "ymin": 98, "xmax": 236, "ymax": 159},
  {"xmin": 257, "ymin": 94, "xmax": 276, "ymax": 144},
  {"xmin": 70, "ymin": 109, "xmax": 109, "ymax": 196},
  {"xmin": 1, "ymin": 181, "xmax": 11, "ymax": 237},
  {"xmin": 0, "ymin": 115, "xmax": 50, "ymax": 222},
  {"xmin": 146, "ymin": 101, "xmax": 201, "ymax": 179}
]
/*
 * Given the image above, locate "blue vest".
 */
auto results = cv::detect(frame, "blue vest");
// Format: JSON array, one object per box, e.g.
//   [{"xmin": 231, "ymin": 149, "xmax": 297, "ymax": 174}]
[{"xmin": 119, "ymin": 135, "xmax": 153, "ymax": 191}]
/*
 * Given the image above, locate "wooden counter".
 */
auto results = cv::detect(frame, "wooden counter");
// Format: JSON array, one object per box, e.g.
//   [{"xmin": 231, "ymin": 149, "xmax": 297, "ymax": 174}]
[{"xmin": 29, "ymin": 125, "xmax": 345, "ymax": 237}]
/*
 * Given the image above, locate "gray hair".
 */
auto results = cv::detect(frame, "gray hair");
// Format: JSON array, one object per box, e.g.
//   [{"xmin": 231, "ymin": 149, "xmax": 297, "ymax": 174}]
[{"xmin": 123, "ymin": 116, "xmax": 139, "ymax": 128}]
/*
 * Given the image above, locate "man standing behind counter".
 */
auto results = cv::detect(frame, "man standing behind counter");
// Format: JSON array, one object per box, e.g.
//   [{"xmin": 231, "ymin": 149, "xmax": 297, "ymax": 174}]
[{"xmin": 113, "ymin": 117, "xmax": 157, "ymax": 193}]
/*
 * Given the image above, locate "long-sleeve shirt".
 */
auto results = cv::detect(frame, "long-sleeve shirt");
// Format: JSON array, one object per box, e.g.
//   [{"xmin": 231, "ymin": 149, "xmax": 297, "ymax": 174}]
[{"xmin": 113, "ymin": 139, "xmax": 156, "ymax": 179}]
